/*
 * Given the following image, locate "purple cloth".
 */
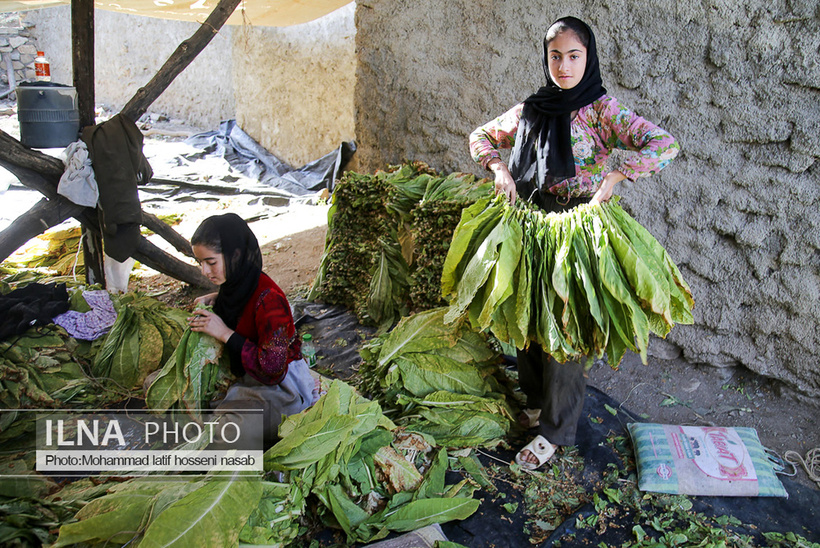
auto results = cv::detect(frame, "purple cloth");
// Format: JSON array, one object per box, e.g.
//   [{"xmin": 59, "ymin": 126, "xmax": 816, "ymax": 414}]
[{"xmin": 53, "ymin": 290, "xmax": 117, "ymax": 341}]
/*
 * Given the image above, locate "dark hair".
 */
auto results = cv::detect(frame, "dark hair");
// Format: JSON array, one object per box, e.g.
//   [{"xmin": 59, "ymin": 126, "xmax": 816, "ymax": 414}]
[
  {"xmin": 191, "ymin": 216, "xmax": 223, "ymax": 253},
  {"xmin": 545, "ymin": 16, "xmax": 591, "ymax": 49}
]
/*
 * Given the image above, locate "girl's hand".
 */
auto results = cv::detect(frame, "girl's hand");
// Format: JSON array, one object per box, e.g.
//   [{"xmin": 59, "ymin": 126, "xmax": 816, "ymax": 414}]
[
  {"xmin": 589, "ymin": 170, "xmax": 626, "ymax": 206},
  {"xmin": 194, "ymin": 292, "xmax": 218, "ymax": 307},
  {"xmin": 489, "ymin": 158, "xmax": 517, "ymax": 204},
  {"xmin": 188, "ymin": 309, "xmax": 233, "ymax": 343}
]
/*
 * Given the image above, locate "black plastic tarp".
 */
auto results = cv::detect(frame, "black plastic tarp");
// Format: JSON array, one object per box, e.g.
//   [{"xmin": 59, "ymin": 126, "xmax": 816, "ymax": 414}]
[{"xmin": 184, "ymin": 120, "xmax": 356, "ymax": 196}]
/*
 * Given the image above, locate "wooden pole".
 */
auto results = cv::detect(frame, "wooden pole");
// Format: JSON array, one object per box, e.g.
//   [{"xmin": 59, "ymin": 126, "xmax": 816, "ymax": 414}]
[
  {"xmin": 121, "ymin": 0, "xmax": 242, "ymax": 122},
  {"xmin": 71, "ymin": 0, "xmax": 95, "ymax": 129},
  {"xmin": 71, "ymin": 0, "xmax": 105, "ymax": 285}
]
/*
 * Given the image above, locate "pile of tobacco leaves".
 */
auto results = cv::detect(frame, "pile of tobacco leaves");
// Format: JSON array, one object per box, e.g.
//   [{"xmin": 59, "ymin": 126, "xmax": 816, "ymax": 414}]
[
  {"xmin": 0, "ymin": 286, "xmax": 218, "ymax": 444},
  {"xmin": 441, "ymin": 195, "xmax": 694, "ymax": 368},
  {"xmin": 308, "ymin": 162, "xmax": 492, "ymax": 330},
  {"xmin": 358, "ymin": 307, "xmax": 520, "ymax": 449},
  {"xmin": 33, "ymin": 380, "xmax": 485, "ymax": 548}
]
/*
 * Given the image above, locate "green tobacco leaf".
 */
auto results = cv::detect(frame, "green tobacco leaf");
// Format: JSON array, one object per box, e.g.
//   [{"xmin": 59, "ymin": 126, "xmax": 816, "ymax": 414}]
[
  {"xmin": 52, "ymin": 491, "xmax": 156, "ymax": 547},
  {"xmin": 377, "ymin": 308, "xmax": 460, "ymax": 366},
  {"xmin": 265, "ymin": 414, "xmax": 359, "ymax": 470},
  {"xmin": 476, "ymin": 217, "xmax": 523, "ymax": 329},
  {"xmin": 445, "ymin": 218, "xmax": 508, "ymax": 324},
  {"xmin": 415, "ymin": 448, "xmax": 449, "ymax": 500},
  {"xmin": 139, "ymin": 473, "xmax": 262, "ymax": 548},
  {"xmin": 368, "ymin": 248, "xmax": 394, "ymax": 329},
  {"xmin": 440, "ymin": 197, "xmax": 495, "ymax": 299},
  {"xmin": 394, "ymin": 354, "xmax": 492, "ymax": 397},
  {"xmin": 412, "ymin": 408, "xmax": 509, "ymax": 448},
  {"xmin": 138, "ymin": 316, "xmax": 164, "ymax": 382},
  {"xmin": 602, "ymin": 205, "xmax": 670, "ymax": 321},
  {"xmin": 325, "ymin": 483, "xmax": 371, "ymax": 534},
  {"xmin": 381, "ymin": 497, "xmax": 479, "ymax": 532},
  {"xmin": 146, "ymin": 330, "xmax": 189, "ymax": 412}
]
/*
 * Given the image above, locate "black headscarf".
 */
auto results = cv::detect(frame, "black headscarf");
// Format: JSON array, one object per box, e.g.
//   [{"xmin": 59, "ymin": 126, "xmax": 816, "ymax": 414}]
[
  {"xmin": 192, "ymin": 213, "xmax": 263, "ymax": 329},
  {"xmin": 509, "ymin": 17, "xmax": 606, "ymax": 196}
]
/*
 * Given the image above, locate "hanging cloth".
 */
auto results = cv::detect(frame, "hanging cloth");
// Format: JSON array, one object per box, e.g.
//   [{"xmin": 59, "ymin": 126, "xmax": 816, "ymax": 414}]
[{"xmin": 81, "ymin": 113, "xmax": 152, "ymax": 262}]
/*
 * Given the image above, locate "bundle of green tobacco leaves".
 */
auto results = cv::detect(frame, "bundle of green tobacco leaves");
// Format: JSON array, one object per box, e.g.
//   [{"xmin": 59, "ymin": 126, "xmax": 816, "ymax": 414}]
[
  {"xmin": 358, "ymin": 307, "xmax": 519, "ymax": 448},
  {"xmin": 309, "ymin": 169, "xmax": 399, "ymax": 325},
  {"xmin": 408, "ymin": 173, "xmax": 494, "ymax": 311},
  {"xmin": 264, "ymin": 378, "xmax": 481, "ymax": 545},
  {"xmin": 0, "ymin": 325, "xmax": 97, "ymax": 443},
  {"xmin": 441, "ymin": 196, "xmax": 694, "ymax": 367},
  {"xmin": 91, "ymin": 292, "xmax": 189, "ymax": 392},
  {"xmin": 309, "ymin": 162, "xmax": 492, "ymax": 329},
  {"xmin": 145, "ymin": 305, "xmax": 232, "ymax": 415}
]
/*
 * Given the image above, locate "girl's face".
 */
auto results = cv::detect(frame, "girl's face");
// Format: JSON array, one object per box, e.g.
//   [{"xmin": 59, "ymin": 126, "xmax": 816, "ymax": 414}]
[
  {"xmin": 547, "ymin": 31, "xmax": 587, "ymax": 90},
  {"xmin": 193, "ymin": 244, "xmax": 227, "ymax": 286}
]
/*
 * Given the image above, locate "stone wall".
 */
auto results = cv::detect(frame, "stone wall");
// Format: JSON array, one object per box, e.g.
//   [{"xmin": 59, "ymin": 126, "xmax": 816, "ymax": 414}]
[
  {"xmin": 355, "ymin": 0, "xmax": 820, "ymax": 397},
  {"xmin": 0, "ymin": 13, "xmax": 40, "ymax": 88}
]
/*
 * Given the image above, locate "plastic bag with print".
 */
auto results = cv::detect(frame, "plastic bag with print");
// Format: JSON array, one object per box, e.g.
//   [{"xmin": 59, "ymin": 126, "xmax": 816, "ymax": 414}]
[{"xmin": 627, "ymin": 423, "xmax": 787, "ymax": 497}]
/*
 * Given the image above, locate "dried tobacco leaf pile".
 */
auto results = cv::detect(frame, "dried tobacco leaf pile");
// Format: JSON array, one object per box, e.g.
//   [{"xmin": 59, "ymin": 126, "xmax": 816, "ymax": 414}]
[{"xmin": 309, "ymin": 162, "xmax": 492, "ymax": 329}]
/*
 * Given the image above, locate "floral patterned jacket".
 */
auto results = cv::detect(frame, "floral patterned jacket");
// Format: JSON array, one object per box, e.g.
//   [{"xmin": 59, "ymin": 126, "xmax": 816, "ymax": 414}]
[{"xmin": 469, "ymin": 95, "xmax": 680, "ymax": 198}]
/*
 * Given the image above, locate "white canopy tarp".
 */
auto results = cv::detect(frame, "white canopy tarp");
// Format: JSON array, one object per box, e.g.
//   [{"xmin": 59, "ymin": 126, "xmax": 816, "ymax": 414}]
[{"xmin": 0, "ymin": 0, "xmax": 352, "ymax": 27}]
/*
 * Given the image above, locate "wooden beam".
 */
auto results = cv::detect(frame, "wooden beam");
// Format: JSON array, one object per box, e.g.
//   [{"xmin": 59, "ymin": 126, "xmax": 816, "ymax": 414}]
[
  {"xmin": 121, "ymin": 0, "xmax": 242, "ymax": 122},
  {"xmin": 141, "ymin": 211, "xmax": 194, "ymax": 258},
  {"xmin": 133, "ymin": 236, "xmax": 213, "ymax": 289},
  {"xmin": 0, "ymin": 198, "xmax": 84, "ymax": 262},
  {"xmin": 0, "ymin": 128, "xmax": 64, "ymax": 182},
  {"xmin": 72, "ymin": 0, "xmax": 103, "ymax": 284}
]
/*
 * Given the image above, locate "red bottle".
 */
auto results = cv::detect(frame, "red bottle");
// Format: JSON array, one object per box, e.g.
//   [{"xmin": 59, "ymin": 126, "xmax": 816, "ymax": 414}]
[{"xmin": 35, "ymin": 51, "xmax": 51, "ymax": 82}]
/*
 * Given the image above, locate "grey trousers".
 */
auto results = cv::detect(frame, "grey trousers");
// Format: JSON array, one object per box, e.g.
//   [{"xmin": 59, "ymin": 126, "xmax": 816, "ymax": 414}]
[
  {"xmin": 516, "ymin": 344, "xmax": 586, "ymax": 446},
  {"xmin": 211, "ymin": 358, "xmax": 317, "ymax": 450}
]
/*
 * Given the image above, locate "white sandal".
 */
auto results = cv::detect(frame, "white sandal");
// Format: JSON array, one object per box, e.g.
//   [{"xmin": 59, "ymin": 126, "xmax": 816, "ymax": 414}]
[
  {"xmin": 515, "ymin": 435, "xmax": 556, "ymax": 470},
  {"xmin": 519, "ymin": 408, "xmax": 541, "ymax": 428}
]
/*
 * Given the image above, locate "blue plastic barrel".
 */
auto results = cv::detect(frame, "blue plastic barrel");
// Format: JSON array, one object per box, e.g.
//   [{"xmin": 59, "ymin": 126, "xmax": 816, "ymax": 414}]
[{"xmin": 16, "ymin": 82, "xmax": 80, "ymax": 148}]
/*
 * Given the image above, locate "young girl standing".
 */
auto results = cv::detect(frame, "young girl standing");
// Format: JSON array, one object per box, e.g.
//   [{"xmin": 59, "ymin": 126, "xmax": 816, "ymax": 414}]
[{"xmin": 469, "ymin": 16, "xmax": 679, "ymax": 469}]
